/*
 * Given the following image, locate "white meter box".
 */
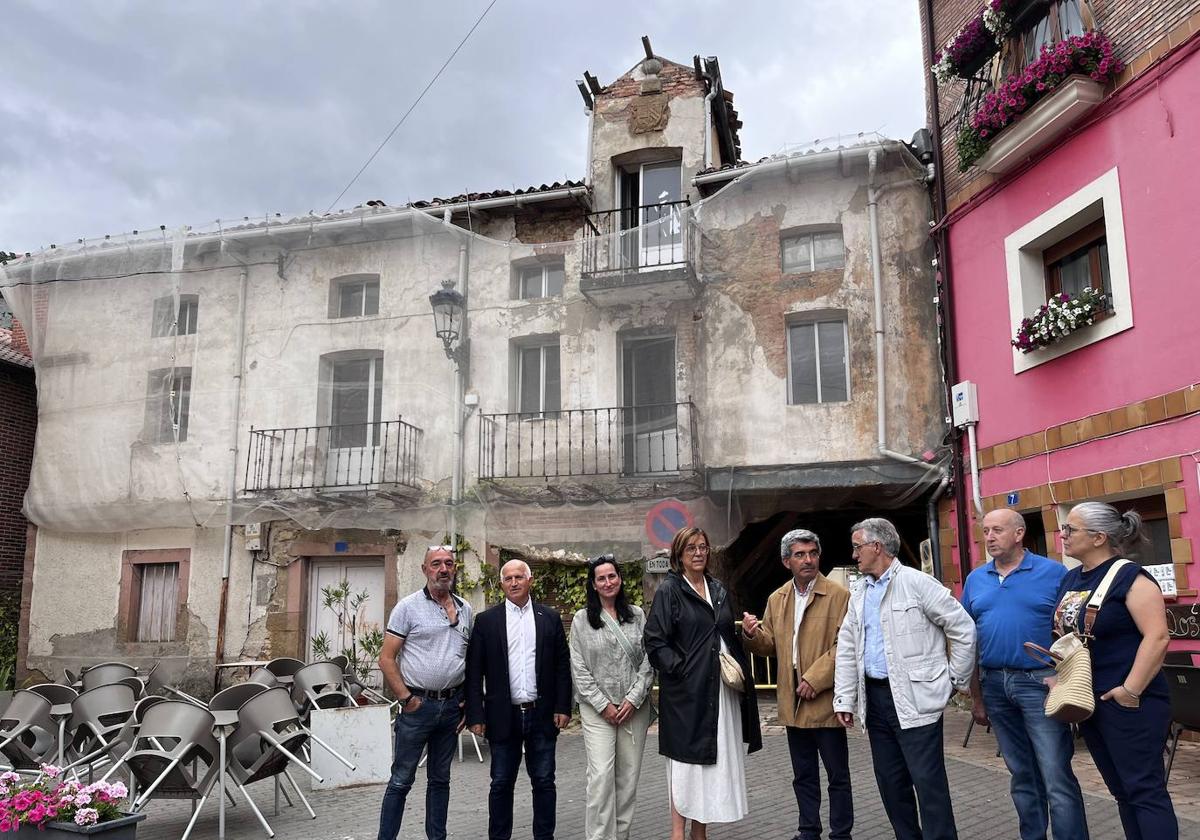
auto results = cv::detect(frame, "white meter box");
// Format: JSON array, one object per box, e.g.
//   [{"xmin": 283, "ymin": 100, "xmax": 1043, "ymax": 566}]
[{"xmin": 951, "ymin": 381, "xmax": 979, "ymax": 427}]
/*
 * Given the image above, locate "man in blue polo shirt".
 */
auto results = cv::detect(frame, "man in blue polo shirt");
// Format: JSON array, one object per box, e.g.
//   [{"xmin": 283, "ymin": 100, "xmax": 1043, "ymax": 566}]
[{"xmin": 962, "ymin": 508, "xmax": 1088, "ymax": 840}]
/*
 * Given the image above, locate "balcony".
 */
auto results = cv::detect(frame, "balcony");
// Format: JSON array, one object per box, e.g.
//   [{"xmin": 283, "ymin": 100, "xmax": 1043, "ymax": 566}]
[
  {"xmin": 479, "ymin": 402, "xmax": 699, "ymax": 480},
  {"xmin": 580, "ymin": 201, "xmax": 698, "ymax": 305},
  {"xmin": 243, "ymin": 418, "xmax": 423, "ymax": 494}
]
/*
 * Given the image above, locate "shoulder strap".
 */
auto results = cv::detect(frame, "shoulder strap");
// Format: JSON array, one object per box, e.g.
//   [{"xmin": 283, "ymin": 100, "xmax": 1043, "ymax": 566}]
[
  {"xmin": 600, "ymin": 609, "xmax": 643, "ymax": 667},
  {"xmin": 1082, "ymin": 559, "xmax": 1131, "ymax": 637}
]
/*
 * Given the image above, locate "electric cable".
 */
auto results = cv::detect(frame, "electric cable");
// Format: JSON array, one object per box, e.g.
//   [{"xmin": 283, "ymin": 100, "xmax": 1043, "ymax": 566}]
[{"xmin": 322, "ymin": 0, "xmax": 501, "ymax": 214}]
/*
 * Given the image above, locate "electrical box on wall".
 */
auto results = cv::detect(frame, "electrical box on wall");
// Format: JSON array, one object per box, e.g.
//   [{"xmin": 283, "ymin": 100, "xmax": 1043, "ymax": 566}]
[
  {"xmin": 244, "ymin": 522, "xmax": 263, "ymax": 552},
  {"xmin": 951, "ymin": 381, "xmax": 979, "ymax": 427}
]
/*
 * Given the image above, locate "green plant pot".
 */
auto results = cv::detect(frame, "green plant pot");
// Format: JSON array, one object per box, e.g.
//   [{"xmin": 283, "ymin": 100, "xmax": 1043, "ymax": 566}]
[{"xmin": 14, "ymin": 813, "xmax": 146, "ymax": 838}]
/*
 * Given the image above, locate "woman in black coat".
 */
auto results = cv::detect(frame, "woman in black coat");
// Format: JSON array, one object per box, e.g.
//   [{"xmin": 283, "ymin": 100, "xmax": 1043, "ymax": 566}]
[{"xmin": 644, "ymin": 526, "xmax": 761, "ymax": 840}]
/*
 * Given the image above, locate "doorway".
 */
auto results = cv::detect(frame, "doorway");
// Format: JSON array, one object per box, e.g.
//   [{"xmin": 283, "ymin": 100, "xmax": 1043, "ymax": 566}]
[
  {"xmin": 622, "ymin": 335, "xmax": 677, "ymax": 474},
  {"xmin": 306, "ymin": 557, "xmax": 386, "ymax": 683},
  {"xmin": 617, "ymin": 161, "xmax": 683, "ymax": 269}
]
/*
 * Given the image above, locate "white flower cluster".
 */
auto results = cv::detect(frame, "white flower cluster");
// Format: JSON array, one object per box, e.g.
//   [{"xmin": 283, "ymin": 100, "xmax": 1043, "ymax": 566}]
[
  {"xmin": 1014, "ymin": 287, "xmax": 1105, "ymax": 352},
  {"xmin": 933, "ymin": 50, "xmax": 957, "ymax": 85},
  {"xmin": 983, "ymin": 5, "xmax": 1010, "ymax": 36}
]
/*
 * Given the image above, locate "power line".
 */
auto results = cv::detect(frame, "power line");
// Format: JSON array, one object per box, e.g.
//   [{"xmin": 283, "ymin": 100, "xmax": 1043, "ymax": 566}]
[{"xmin": 322, "ymin": 0, "xmax": 501, "ymax": 214}]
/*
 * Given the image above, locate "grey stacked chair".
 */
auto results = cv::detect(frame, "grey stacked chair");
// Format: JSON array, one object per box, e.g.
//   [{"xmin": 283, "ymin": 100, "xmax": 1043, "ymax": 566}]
[
  {"xmin": 117, "ymin": 677, "xmax": 146, "ymax": 700},
  {"xmin": 28, "ymin": 683, "xmax": 79, "ymax": 766},
  {"xmin": 248, "ymin": 668, "xmax": 280, "ymax": 688},
  {"xmin": 209, "ymin": 682, "xmax": 268, "ymax": 712},
  {"xmin": 1165, "ymin": 663, "xmax": 1200, "ymax": 780},
  {"xmin": 60, "ymin": 683, "xmax": 138, "ymax": 777},
  {"xmin": 337, "ymin": 658, "xmax": 389, "ymax": 705},
  {"xmin": 81, "ymin": 662, "xmax": 138, "ymax": 691},
  {"xmin": 226, "ymin": 687, "xmax": 324, "ymax": 837},
  {"xmin": 263, "ymin": 658, "xmax": 304, "ymax": 687},
  {"xmin": 0, "ymin": 689, "xmax": 56, "ymax": 774},
  {"xmin": 103, "ymin": 700, "xmax": 222, "ymax": 840},
  {"xmin": 329, "ymin": 654, "xmax": 349, "ymax": 673},
  {"xmin": 290, "ymin": 662, "xmax": 354, "ymax": 721}
]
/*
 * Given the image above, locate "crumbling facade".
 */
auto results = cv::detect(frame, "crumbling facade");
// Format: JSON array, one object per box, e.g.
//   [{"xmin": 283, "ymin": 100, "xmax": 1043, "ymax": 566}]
[{"xmin": 1, "ymin": 42, "xmax": 946, "ymax": 690}]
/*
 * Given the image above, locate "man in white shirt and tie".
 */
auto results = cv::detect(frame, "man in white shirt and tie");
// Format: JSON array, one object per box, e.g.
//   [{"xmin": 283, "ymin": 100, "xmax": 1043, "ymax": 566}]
[{"xmin": 466, "ymin": 559, "xmax": 572, "ymax": 840}]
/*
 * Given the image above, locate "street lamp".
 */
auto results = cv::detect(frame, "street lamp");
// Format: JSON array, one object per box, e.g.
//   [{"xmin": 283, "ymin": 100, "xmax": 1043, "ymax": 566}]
[{"xmin": 429, "ymin": 278, "xmax": 466, "ymax": 362}]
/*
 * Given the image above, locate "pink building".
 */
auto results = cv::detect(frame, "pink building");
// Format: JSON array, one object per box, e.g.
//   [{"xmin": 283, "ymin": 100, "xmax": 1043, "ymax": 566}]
[{"xmin": 919, "ymin": 0, "xmax": 1200, "ymax": 628}]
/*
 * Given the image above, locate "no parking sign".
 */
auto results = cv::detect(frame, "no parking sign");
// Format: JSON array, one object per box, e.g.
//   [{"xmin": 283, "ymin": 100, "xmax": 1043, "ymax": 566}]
[{"xmin": 645, "ymin": 500, "xmax": 694, "ymax": 549}]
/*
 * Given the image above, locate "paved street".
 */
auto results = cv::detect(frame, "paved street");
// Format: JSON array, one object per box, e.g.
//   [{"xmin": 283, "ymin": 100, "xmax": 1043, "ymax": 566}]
[{"xmin": 133, "ymin": 706, "xmax": 1198, "ymax": 840}]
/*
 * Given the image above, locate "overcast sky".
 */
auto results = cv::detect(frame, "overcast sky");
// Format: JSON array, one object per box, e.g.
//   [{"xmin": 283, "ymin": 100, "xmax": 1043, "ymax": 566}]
[{"xmin": 2, "ymin": 0, "xmax": 928, "ymax": 253}]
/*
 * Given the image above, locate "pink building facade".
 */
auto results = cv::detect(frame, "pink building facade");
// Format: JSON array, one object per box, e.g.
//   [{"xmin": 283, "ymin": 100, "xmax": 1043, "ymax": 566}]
[{"xmin": 920, "ymin": 0, "xmax": 1200, "ymax": 630}]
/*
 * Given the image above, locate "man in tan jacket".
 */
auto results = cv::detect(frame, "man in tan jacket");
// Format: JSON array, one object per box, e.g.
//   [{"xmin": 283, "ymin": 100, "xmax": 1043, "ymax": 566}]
[{"xmin": 743, "ymin": 528, "xmax": 852, "ymax": 840}]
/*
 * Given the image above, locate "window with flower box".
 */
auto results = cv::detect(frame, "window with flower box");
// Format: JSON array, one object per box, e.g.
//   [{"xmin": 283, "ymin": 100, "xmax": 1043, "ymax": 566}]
[{"xmin": 1043, "ymin": 218, "xmax": 1112, "ymax": 306}]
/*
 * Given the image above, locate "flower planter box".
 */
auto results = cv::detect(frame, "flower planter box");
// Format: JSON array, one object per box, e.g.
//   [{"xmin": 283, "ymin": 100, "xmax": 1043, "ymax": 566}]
[
  {"xmin": 309, "ymin": 703, "xmax": 391, "ymax": 790},
  {"xmin": 976, "ymin": 75, "xmax": 1106, "ymax": 174},
  {"xmin": 14, "ymin": 812, "xmax": 145, "ymax": 839},
  {"xmin": 956, "ymin": 43, "xmax": 998, "ymax": 79}
]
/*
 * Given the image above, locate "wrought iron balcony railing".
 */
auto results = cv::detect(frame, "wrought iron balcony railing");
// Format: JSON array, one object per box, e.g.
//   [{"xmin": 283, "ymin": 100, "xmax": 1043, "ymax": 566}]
[
  {"xmin": 243, "ymin": 417, "xmax": 423, "ymax": 493},
  {"xmin": 479, "ymin": 401, "xmax": 698, "ymax": 480},
  {"xmin": 582, "ymin": 200, "xmax": 691, "ymax": 277}
]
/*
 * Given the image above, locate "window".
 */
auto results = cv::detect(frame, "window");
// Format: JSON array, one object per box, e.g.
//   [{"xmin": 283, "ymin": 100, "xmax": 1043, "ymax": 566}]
[
  {"xmin": 787, "ymin": 317, "xmax": 849, "ymax": 404},
  {"xmin": 1005, "ymin": 167, "xmax": 1131, "ymax": 372},
  {"xmin": 151, "ymin": 294, "xmax": 199, "ymax": 337},
  {"xmin": 516, "ymin": 342, "xmax": 560, "ymax": 416},
  {"xmin": 1043, "ymin": 219, "xmax": 1112, "ymax": 304},
  {"xmin": 1123, "ymin": 494, "xmax": 1173, "ymax": 567},
  {"xmin": 329, "ymin": 275, "xmax": 380, "ymax": 318},
  {"xmin": 782, "ymin": 229, "xmax": 844, "ymax": 273},
  {"xmin": 144, "ymin": 367, "xmax": 192, "ymax": 443},
  {"xmin": 1019, "ymin": 0, "xmax": 1085, "ymax": 68},
  {"xmin": 330, "ymin": 355, "xmax": 383, "ymax": 448},
  {"xmin": 119, "ymin": 549, "xmax": 190, "ymax": 644},
  {"xmin": 516, "ymin": 263, "xmax": 565, "ymax": 300}
]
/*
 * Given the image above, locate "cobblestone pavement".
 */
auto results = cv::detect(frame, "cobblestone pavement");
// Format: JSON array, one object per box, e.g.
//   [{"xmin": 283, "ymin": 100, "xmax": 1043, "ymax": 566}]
[{"xmin": 135, "ymin": 707, "xmax": 1198, "ymax": 840}]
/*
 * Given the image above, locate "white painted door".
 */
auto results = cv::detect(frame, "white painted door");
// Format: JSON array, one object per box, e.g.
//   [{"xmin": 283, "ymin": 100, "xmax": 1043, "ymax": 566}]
[
  {"xmin": 326, "ymin": 357, "xmax": 384, "ymax": 487},
  {"xmin": 307, "ymin": 557, "xmax": 386, "ymax": 685}
]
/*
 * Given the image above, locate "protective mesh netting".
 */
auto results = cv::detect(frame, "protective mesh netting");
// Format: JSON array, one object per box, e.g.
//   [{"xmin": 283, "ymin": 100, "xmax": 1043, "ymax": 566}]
[{"xmin": 0, "ymin": 142, "xmax": 943, "ymax": 541}]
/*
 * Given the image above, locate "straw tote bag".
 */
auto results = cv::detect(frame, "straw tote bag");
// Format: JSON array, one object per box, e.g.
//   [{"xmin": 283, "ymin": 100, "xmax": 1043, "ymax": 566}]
[{"xmin": 1023, "ymin": 559, "xmax": 1131, "ymax": 724}]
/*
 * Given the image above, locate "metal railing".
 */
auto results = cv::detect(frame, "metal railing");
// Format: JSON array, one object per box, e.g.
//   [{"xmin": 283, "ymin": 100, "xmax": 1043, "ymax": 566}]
[
  {"xmin": 582, "ymin": 200, "xmax": 690, "ymax": 277},
  {"xmin": 243, "ymin": 417, "xmax": 423, "ymax": 493},
  {"xmin": 479, "ymin": 401, "xmax": 698, "ymax": 479}
]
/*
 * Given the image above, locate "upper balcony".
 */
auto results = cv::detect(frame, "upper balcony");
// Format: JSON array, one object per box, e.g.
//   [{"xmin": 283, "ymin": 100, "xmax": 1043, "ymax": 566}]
[
  {"xmin": 478, "ymin": 401, "xmax": 699, "ymax": 481},
  {"xmin": 580, "ymin": 201, "xmax": 699, "ymax": 306},
  {"xmin": 242, "ymin": 417, "xmax": 423, "ymax": 497}
]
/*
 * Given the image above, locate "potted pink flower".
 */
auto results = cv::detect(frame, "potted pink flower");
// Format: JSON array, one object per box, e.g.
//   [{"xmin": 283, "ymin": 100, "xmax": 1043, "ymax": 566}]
[{"xmin": 0, "ymin": 766, "xmax": 145, "ymax": 838}]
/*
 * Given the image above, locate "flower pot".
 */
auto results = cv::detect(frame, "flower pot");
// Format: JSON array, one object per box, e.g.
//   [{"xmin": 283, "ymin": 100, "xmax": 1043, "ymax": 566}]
[
  {"xmin": 14, "ymin": 812, "xmax": 146, "ymax": 839},
  {"xmin": 955, "ymin": 41, "xmax": 998, "ymax": 79}
]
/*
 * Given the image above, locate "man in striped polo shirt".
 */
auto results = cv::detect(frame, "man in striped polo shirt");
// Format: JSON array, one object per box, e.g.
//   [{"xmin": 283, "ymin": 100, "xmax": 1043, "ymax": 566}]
[{"xmin": 377, "ymin": 545, "xmax": 474, "ymax": 840}]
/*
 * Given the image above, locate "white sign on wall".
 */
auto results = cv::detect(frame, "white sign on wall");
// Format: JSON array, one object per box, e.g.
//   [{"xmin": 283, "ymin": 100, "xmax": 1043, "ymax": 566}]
[
  {"xmin": 645, "ymin": 556, "xmax": 671, "ymax": 574},
  {"xmin": 1145, "ymin": 563, "xmax": 1177, "ymax": 597}
]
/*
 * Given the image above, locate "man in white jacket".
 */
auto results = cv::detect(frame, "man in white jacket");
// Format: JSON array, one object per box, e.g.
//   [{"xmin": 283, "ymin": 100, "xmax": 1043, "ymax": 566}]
[{"xmin": 833, "ymin": 517, "xmax": 976, "ymax": 840}]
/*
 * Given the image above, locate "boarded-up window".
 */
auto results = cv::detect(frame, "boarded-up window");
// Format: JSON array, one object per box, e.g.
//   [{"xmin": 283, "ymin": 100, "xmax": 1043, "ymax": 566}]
[{"xmin": 133, "ymin": 562, "xmax": 179, "ymax": 642}]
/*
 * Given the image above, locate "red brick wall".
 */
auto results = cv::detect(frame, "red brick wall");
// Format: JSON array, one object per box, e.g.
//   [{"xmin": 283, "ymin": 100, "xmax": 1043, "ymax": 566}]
[
  {"xmin": 0, "ymin": 361, "xmax": 36, "ymax": 600},
  {"xmin": 919, "ymin": 0, "xmax": 1200, "ymax": 206}
]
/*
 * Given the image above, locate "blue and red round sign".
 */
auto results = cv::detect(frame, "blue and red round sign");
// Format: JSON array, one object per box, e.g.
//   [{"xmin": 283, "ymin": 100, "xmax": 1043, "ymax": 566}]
[{"xmin": 645, "ymin": 500, "xmax": 694, "ymax": 549}]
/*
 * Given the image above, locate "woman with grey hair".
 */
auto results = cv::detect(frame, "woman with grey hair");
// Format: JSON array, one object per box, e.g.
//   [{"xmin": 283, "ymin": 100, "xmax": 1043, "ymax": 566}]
[{"xmin": 1054, "ymin": 501, "xmax": 1175, "ymax": 839}]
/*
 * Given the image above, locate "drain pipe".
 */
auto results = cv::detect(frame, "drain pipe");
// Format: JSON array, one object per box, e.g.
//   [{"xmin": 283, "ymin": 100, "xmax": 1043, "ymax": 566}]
[
  {"xmin": 215, "ymin": 260, "xmax": 250, "ymax": 685},
  {"xmin": 449, "ymin": 241, "xmax": 469, "ymax": 544},
  {"xmin": 868, "ymin": 148, "xmax": 949, "ymax": 577},
  {"xmin": 696, "ymin": 56, "xmax": 717, "ymax": 171}
]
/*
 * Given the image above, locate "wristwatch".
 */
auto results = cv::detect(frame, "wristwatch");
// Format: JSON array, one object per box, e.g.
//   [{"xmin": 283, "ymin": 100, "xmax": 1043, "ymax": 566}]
[{"xmin": 399, "ymin": 694, "xmax": 414, "ymax": 707}]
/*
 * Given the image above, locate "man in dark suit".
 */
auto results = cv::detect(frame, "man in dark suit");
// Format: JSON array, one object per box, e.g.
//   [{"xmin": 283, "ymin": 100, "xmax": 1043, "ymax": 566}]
[{"xmin": 466, "ymin": 558, "xmax": 572, "ymax": 840}]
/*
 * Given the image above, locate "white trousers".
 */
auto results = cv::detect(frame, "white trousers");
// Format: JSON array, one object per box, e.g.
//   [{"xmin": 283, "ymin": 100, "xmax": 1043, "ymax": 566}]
[{"xmin": 579, "ymin": 700, "xmax": 652, "ymax": 840}]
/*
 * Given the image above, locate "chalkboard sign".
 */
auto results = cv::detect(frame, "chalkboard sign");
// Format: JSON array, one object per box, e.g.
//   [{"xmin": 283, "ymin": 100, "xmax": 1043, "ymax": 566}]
[{"xmin": 1166, "ymin": 603, "xmax": 1200, "ymax": 640}]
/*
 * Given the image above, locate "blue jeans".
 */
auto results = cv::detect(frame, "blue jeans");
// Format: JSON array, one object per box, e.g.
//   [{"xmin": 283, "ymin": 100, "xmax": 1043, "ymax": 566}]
[
  {"xmin": 377, "ymin": 693, "xmax": 462, "ymax": 840},
  {"xmin": 981, "ymin": 667, "xmax": 1089, "ymax": 840},
  {"xmin": 488, "ymin": 706, "xmax": 559, "ymax": 840}
]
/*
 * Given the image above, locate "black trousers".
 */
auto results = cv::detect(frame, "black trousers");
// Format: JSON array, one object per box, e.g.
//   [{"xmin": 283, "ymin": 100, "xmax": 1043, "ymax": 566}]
[
  {"xmin": 865, "ymin": 678, "xmax": 957, "ymax": 840},
  {"xmin": 786, "ymin": 725, "xmax": 853, "ymax": 840}
]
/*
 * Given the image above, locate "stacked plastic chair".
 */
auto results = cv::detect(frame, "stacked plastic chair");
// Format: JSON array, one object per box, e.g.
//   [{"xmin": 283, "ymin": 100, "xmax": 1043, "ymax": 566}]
[
  {"xmin": 81, "ymin": 662, "xmax": 138, "ymax": 691},
  {"xmin": 289, "ymin": 662, "xmax": 354, "ymax": 722},
  {"xmin": 0, "ymin": 690, "xmax": 56, "ymax": 775},
  {"xmin": 60, "ymin": 683, "xmax": 138, "ymax": 778}
]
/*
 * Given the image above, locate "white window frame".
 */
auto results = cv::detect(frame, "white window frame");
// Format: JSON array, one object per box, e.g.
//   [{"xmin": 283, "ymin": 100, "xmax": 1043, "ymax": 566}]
[
  {"xmin": 516, "ymin": 263, "xmax": 564, "ymax": 300},
  {"xmin": 151, "ymin": 294, "xmax": 199, "ymax": 337},
  {"xmin": 515, "ymin": 341, "xmax": 560, "ymax": 417},
  {"xmin": 781, "ymin": 228, "xmax": 845, "ymax": 273},
  {"xmin": 1005, "ymin": 167, "xmax": 1131, "ymax": 373},
  {"xmin": 329, "ymin": 275, "xmax": 380, "ymax": 319},
  {"xmin": 785, "ymin": 316, "xmax": 851, "ymax": 405},
  {"xmin": 145, "ymin": 366, "xmax": 192, "ymax": 443}
]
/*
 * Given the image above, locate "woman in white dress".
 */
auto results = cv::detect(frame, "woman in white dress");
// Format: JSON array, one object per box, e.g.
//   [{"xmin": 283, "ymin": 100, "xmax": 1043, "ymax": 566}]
[
  {"xmin": 644, "ymin": 527, "xmax": 762, "ymax": 840},
  {"xmin": 569, "ymin": 554, "xmax": 655, "ymax": 840}
]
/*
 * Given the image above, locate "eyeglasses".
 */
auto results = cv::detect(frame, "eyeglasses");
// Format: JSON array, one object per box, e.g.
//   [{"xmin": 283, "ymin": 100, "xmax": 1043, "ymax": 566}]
[
  {"xmin": 684, "ymin": 544, "xmax": 710, "ymax": 555},
  {"xmin": 1058, "ymin": 524, "xmax": 1098, "ymax": 538},
  {"xmin": 851, "ymin": 541, "xmax": 879, "ymax": 553}
]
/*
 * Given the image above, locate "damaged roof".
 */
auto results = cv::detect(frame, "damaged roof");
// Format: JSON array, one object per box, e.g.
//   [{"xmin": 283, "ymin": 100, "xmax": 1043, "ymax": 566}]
[{"xmin": 406, "ymin": 180, "xmax": 587, "ymax": 209}]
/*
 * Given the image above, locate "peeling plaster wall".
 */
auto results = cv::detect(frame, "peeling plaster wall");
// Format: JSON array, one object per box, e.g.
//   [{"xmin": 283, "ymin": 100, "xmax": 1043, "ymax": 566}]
[
  {"xmin": 28, "ymin": 525, "xmax": 244, "ymax": 692},
  {"xmin": 694, "ymin": 158, "xmax": 942, "ymax": 467}
]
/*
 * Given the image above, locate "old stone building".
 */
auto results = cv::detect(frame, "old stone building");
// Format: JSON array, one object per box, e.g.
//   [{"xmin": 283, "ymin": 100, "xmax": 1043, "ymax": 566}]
[{"xmin": 0, "ymin": 42, "xmax": 946, "ymax": 690}]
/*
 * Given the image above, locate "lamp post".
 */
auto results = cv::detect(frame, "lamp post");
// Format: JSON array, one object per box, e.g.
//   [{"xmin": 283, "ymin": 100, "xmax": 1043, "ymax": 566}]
[{"xmin": 429, "ymin": 274, "xmax": 469, "ymax": 545}]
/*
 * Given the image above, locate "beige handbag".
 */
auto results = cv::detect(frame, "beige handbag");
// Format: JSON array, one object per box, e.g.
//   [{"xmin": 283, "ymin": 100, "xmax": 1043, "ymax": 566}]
[
  {"xmin": 1023, "ymin": 559, "xmax": 1130, "ymax": 723},
  {"xmin": 718, "ymin": 649, "xmax": 745, "ymax": 692}
]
